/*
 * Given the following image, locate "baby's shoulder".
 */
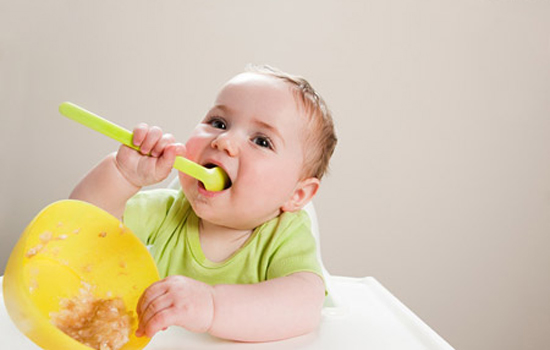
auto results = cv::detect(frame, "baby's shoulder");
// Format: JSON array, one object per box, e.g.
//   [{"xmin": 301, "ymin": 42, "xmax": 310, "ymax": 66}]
[{"xmin": 258, "ymin": 210, "xmax": 312, "ymax": 241}]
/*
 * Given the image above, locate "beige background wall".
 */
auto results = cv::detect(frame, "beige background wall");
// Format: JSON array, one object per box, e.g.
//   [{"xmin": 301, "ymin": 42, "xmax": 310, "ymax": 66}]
[{"xmin": 1, "ymin": 1, "xmax": 549, "ymax": 349}]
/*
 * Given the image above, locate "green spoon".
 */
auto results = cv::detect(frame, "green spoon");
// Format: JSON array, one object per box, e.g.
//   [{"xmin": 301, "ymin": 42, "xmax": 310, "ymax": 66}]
[{"xmin": 59, "ymin": 102, "xmax": 229, "ymax": 192}]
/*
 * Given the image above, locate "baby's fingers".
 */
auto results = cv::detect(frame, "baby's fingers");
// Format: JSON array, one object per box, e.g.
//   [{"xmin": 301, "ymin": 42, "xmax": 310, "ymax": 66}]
[
  {"xmin": 138, "ymin": 126, "xmax": 163, "ymax": 155},
  {"xmin": 151, "ymin": 133, "xmax": 176, "ymax": 158},
  {"xmin": 156, "ymin": 143, "xmax": 185, "ymax": 171},
  {"xmin": 137, "ymin": 307, "xmax": 177, "ymax": 338},
  {"xmin": 131, "ymin": 123, "xmax": 150, "ymax": 149},
  {"xmin": 136, "ymin": 295, "xmax": 172, "ymax": 337},
  {"xmin": 137, "ymin": 280, "xmax": 169, "ymax": 317}
]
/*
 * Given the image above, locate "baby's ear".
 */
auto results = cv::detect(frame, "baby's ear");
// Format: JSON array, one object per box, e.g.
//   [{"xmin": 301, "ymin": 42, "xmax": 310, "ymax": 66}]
[{"xmin": 281, "ymin": 177, "xmax": 320, "ymax": 213}]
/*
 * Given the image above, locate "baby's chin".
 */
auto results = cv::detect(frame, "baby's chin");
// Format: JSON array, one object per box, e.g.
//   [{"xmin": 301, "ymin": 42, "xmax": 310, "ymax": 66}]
[{"xmin": 193, "ymin": 207, "xmax": 267, "ymax": 232}]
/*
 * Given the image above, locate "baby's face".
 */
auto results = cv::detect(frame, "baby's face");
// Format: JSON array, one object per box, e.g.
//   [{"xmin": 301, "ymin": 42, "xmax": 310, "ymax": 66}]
[{"xmin": 179, "ymin": 72, "xmax": 308, "ymax": 230}]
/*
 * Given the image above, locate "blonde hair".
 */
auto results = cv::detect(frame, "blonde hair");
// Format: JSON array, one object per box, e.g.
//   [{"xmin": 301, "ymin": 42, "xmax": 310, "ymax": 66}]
[{"xmin": 245, "ymin": 64, "xmax": 338, "ymax": 180}]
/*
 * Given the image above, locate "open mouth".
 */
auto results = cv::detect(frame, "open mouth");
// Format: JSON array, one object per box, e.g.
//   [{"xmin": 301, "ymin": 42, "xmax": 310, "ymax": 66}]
[{"xmin": 204, "ymin": 163, "xmax": 232, "ymax": 190}]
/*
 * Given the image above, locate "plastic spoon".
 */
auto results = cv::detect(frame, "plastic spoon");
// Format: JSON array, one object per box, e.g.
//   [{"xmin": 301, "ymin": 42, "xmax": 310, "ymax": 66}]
[{"xmin": 59, "ymin": 102, "xmax": 229, "ymax": 191}]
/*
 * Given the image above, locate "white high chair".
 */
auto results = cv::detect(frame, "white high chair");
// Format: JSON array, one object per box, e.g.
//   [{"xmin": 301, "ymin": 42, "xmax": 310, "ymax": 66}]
[{"xmin": 0, "ymin": 180, "xmax": 455, "ymax": 349}]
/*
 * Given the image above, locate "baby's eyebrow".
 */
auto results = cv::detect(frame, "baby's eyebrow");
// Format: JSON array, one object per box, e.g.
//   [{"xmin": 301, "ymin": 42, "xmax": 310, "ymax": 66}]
[
  {"xmin": 212, "ymin": 104, "xmax": 285, "ymax": 145},
  {"xmin": 212, "ymin": 104, "xmax": 232, "ymax": 114},
  {"xmin": 253, "ymin": 119, "xmax": 284, "ymax": 145}
]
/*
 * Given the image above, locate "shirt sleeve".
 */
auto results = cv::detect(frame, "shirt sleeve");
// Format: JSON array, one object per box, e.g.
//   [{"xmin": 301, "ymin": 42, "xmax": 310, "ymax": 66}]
[
  {"xmin": 123, "ymin": 189, "xmax": 180, "ymax": 246},
  {"xmin": 265, "ymin": 211, "xmax": 324, "ymax": 282}
]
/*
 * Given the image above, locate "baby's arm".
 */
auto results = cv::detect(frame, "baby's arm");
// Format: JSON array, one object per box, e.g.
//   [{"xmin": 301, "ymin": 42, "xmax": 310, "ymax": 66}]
[
  {"xmin": 211, "ymin": 272, "xmax": 325, "ymax": 341},
  {"xmin": 136, "ymin": 272, "xmax": 325, "ymax": 342},
  {"xmin": 70, "ymin": 124, "xmax": 184, "ymax": 219}
]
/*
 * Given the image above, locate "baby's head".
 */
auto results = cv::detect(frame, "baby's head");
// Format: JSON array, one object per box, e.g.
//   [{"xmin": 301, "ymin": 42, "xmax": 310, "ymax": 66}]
[
  {"xmin": 181, "ymin": 65, "xmax": 337, "ymax": 229},
  {"xmin": 245, "ymin": 65, "xmax": 337, "ymax": 181}
]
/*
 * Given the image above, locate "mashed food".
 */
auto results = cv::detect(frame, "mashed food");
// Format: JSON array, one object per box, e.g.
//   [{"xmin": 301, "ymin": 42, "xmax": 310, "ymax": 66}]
[{"xmin": 51, "ymin": 283, "xmax": 134, "ymax": 350}]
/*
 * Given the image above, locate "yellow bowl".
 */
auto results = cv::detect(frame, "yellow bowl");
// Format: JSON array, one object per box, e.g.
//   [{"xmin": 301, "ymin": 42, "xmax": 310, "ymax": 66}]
[{"xmin": 3, "ymin": 200, "xmax": 160, "ymax": 350}]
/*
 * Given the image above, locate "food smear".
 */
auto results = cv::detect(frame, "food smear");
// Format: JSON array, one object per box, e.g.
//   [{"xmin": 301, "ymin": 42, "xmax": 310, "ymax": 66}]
[
  {"xmin": 51, "ymin": 282, "xmax": 134, "ymax": 350},
  {"xmin": 25, "ymin": 229, "xmax": 71, "ymax": 258}
]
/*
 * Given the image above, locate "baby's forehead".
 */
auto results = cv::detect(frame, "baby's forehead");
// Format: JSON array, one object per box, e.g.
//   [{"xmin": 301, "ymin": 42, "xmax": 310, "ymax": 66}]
[
  {"xmin": 228, "ymin": 71, "xmax": 275, "ymax": 83},
  {"xmin": 220, "ymin": 73, "xmax": 308, "ymax": 114},
  {"xmin": 223, "ymin": 72, "xmax": 289, "ymax": 92},
  {"xmin": 216, "ymin": 73, "xmax": 311, "ymax": 134}
]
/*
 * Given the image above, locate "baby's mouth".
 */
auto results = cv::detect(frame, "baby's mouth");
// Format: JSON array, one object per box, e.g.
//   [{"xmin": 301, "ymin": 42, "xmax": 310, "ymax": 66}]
[{"xmin": 203, "ymin": 163, "xmax": 232, "ymax": 190}]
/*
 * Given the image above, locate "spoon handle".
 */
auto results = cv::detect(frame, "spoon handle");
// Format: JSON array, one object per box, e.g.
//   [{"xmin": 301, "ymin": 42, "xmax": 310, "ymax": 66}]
[
  {"xmin": 59, "ymin": 102, "xmax": 228, "ymax": 191},
  {"xmin": 59, "ymin": 102, "xmax": 207, "ymax": 181},
  {"xmin": 59, "ymin": 102, "xmax": 140, "ymax": 151}
]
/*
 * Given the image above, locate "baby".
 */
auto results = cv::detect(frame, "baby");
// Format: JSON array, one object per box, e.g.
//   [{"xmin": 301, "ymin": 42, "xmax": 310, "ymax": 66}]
[{"xmin": 70, "ymin": 65, "xmax": 337, "ymax": 342}]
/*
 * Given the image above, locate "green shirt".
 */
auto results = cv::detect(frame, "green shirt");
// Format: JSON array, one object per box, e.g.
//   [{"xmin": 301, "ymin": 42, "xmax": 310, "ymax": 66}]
[{"xmin": 123, "ymin": 189, "xmax": 323, "ymax": 285}]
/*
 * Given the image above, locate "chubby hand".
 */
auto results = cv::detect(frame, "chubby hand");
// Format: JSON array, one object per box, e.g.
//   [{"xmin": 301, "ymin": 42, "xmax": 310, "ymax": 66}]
[
  {"xmin": 116, "ymin": 124, "xmax": 186, "ymax": 187},
  {"xmin": 135, "ymin": 275, "xmax": 215, "ymax": 338}
]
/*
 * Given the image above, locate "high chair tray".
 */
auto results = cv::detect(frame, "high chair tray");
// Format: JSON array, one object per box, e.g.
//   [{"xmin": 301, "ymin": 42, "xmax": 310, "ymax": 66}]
[{"xmin": 0, "ymin": 275, "xmax": 454, "ymax": 349}]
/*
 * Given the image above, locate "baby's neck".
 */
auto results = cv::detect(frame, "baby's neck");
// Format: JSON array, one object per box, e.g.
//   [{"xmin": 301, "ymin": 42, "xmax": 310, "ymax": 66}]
[{"xmin": 198, "ymin": 219, "xmax": 254, "ymax": 263}]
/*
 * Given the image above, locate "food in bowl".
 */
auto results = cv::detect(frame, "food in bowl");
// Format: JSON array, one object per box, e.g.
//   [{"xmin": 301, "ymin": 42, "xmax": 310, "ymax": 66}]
[{"xmin": 50, "ymin": 282, "xmax": 135, "ymax": 350}]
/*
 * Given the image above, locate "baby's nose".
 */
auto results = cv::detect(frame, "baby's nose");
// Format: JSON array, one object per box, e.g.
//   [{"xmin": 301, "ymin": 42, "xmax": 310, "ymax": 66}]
[{"xmin": 211, "ymin": 133, "xmax": 239, "ymax": 157}]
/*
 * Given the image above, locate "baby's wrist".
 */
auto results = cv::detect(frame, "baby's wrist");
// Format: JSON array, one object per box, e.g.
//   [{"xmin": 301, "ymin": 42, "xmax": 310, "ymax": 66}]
[
  {"xmin": 205, "ymin": 285, "xmax": 216, "ymax": 334},
  {"xmin": 108, "ymin": 153, "xmax": 142, "ymax": 192}
]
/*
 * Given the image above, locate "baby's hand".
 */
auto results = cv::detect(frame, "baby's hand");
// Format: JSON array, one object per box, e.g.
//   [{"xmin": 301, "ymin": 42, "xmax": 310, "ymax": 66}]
[
  {"xmin": 135, "ymin": 275, "xmax": 215, "ymax": 338},
  {"xmin": 115, "ymin": 124, "xmax": 185, "ymax": 188}
]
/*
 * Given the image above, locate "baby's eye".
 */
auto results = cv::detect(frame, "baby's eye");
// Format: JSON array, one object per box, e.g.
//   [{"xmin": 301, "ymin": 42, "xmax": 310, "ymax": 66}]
[
  {"xmin": 252, "ymin": 136, "xmax": 273, "ymax": 149},
  {"xmin": 208, "ymin": 118, "xmax": 227, "ymax": 130}
]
